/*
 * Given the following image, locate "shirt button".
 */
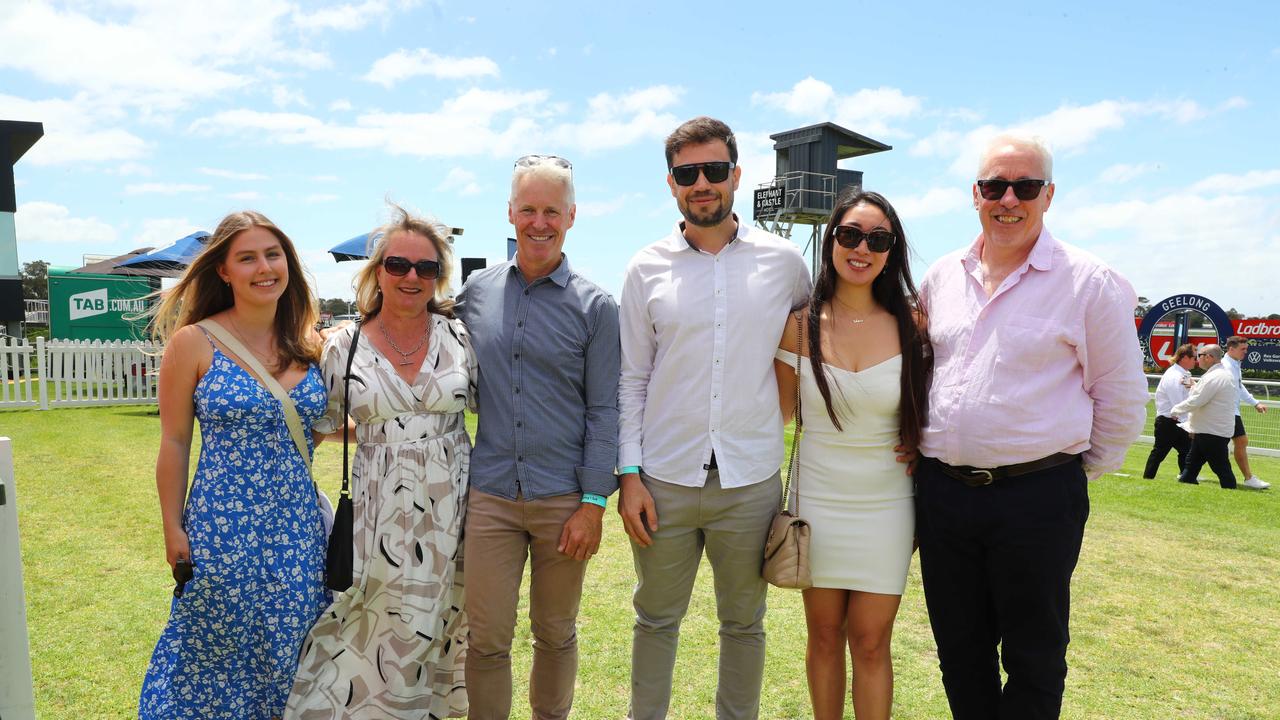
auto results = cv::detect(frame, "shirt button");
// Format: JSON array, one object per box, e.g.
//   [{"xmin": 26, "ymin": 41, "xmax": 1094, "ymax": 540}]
[
  {"xmin": 516, "ymin": 421, "xmax": 523, "ymax": 428},
  {"xmin": 515, "ymin": 387, "xmax": 520, "ymax": 394},
  {"xmin": 524, "ymin": 289, "xmax": 530, "ymax": 295},
  {"xmin": 517, "ymin": 321, "xmax": 523, "ymax": 328},
  {"xmin": 514, "ymin": 353, "xmax": 520, "ymax": 359},
  {"xmin": 518, "ymin": 455, "xmax": 524, "ymax": 462}
]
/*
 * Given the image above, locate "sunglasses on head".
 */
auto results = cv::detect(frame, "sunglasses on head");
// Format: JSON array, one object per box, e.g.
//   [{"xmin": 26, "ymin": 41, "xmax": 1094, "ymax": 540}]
[
  {"xmin": 515, "ymin": 154, "xmax": 573, "ymax": 170},
  {"xmin": 976, "ymin": 178, "xmax": 1049, "ymax": 201},
  {"xmin": 670, "ymin": 161, "xmax": 735, "ymax": 186},
  {"xmin": 383, "ymin": 255, "xmax": 441, "ymax": 279},
  {"xmin": 832, "ymin": 225, "xmax": 896, "ymax": 253}
]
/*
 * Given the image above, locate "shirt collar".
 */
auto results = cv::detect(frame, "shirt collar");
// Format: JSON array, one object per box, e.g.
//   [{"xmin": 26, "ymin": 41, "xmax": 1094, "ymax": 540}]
[
  {"xmin": 666, "ymin": 213, "xmax": 745, "ymax": 253},
  {"xmin": 961, "ymin": 226, "xmax": 1058, "ymax": 273},
  {"xmin": 505, "ymin": 254, "xmax": 572, "ymax": 288}
]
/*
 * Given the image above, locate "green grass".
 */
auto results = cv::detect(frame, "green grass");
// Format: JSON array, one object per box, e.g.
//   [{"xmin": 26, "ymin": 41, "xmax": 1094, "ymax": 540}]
[{"xmin": 2, "ymin": 406, "xmax": 1278, "ymax": 719}]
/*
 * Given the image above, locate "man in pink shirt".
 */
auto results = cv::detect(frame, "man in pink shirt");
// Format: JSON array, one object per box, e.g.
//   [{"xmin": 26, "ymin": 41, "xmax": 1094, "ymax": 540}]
[{"xmin": 915, "ymin": 133, "xmax": 1148, "ymax": 719}]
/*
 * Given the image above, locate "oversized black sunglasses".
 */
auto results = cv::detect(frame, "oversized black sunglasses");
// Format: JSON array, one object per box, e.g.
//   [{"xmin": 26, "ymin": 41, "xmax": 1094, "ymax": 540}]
[
  {"xmin": 832, "ymin": 225, "xmax": 896, "ymax": 253},
  {"xmin": 383, "ymin": 255, "xmax": 441, "ymax": 279},
  {"xmin": 670, "ymin": 161, "xmax": 735, "ymax": 186},
  {"xmin": 976, "ymin": 178, "xmax": 1049, "ymax": 201}
]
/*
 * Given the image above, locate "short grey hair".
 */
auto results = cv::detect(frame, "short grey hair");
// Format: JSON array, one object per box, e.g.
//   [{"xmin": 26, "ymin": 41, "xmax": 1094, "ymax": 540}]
[
  {"xmin": 510, "ymin": 159, "xmax": 575, "ymax": 206},
  {"xmin": 978, "ymin": 131, "xmax": 1054, "ymax": 181},
  {"xmin": 1200, "ymin": 344, "xmax": 1224, "ymax": 360}
]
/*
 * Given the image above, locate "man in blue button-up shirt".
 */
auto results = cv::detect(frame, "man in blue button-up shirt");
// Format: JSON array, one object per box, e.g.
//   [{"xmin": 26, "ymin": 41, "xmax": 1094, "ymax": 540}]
[{"xmin": 455, "ymin": 154, "xmax": 620, "ymax": 720}]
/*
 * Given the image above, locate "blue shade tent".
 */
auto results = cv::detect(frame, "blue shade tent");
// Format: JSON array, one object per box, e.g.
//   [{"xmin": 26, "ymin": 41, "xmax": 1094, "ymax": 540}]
[
  {"xmin": 328, "ymin": 233, "xmax": 377, "ymax": 262},
  {"xmin": 116, "ymin": 231, "xmax": 211, "ymax": 274}
]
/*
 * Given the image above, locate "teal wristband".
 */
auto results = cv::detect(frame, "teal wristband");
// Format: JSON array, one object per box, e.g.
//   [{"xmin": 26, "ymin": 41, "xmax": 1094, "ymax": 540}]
[
  {"xmin": 619, "ymin": 465, "xmax": 641, "ymax": 476},
  {"xmin": 581, "ymin": 493, "xmax": 607, "ymax": 508}
]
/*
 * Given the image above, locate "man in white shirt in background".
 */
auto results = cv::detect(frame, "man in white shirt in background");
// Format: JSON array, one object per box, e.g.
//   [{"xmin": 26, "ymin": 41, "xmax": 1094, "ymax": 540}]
[
  {"xmin": 1173, "ymin": 345, "xmax": 1240, "ymax": 489},
  {"xmin": 1143, "ymin": 343, "xmax": 1195, "ymax": 479},
  {"xmin": 616, "ymin": 115, "xmax": 811, "ymax": 720},
  {"xmin": 1222, "ymin": 336, "xmax": 1270, "ymax": 489}
]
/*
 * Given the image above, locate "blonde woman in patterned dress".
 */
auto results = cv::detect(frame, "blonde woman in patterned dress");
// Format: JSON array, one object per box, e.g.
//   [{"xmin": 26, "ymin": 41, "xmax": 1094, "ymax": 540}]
[{"xmin": 285, "ymin": 206, "xmax": 477, "ymax": 719}]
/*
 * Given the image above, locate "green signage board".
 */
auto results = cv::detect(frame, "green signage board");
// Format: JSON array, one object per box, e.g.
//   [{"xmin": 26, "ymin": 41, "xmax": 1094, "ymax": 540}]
[{"xmin": 47, "ymin": 268, "xmax": 158, "ymax": 341}]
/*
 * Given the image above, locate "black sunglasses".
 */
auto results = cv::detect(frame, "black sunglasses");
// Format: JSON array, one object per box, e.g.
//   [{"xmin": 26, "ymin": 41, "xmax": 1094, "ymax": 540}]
[
  {"xmin": 976, "ymin": 178, "xmax": 1049, "ymax": 201},
  {"xmin": 515, "ymin": 154, "xmax": 573, "ymax": 170},
  {"xmin": 670, "ymin": 161, "xmax": 735, "ymax": 186},
  {"xmin": 832, "ymin": 225, "xmax": 896, "ymax": 253},
  {"xmin": 383, "ymin": 255, "xmax": 441, "ymax": 279}
]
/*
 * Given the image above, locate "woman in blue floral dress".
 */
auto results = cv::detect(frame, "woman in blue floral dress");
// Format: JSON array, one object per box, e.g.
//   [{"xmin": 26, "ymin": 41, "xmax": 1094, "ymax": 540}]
[{"xmin": 139, "ymin": 211, "xmax": 331, "ymax": 719}]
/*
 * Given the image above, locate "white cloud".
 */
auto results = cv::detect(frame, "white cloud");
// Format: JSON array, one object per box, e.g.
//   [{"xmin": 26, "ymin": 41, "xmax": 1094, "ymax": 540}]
[
  {"xmin": 273, "ymin": 84, "xmax": 310, "ymax": 109},
  {"xmin": 1189, "ymin": 169, "xmax": 1280, "ymax": 195},
  {"xmin": 329, "ymin": 99, "xmax": 353, "ymax": 112},
  {"xmin": 752, "ymin": 78, "xmax": 922, "ymax": 138},
  {"xmin": 550, "ymin": 85, "xmax": 684, "ymax": 152},
  {"xmin": 436, "ymin": 168, "xmax": 482, "ymax": 196},
  {"xmin": 132, "ymin": 218, "xmax": 204, "ymax": 250},
  {"xmin": 227, "ymin": 191, "xmax": 263, "ymax": 201},
  {"xmin": 199, "ymin": 168, "xmax": 269, "ymax": 181},
  {"xmin": 733, "ymin": 131, "xmax": 781, "ymax": 199},
  {"xmin": 293, "ymin": 0, "xmax": 413, "ymax": 31},
  {"xmin": 15, "ymin": 201, "xmax": 118, "ymax": 247},
  {"xmin": 124, "ymin": 183, "xmax": 211, "ymax": 195},
  {"xmin": 363, "ymin": 49, "xmax": 499, "ymax": 88},
  {"xmin": 113, "ymin": 162, "xmax": 152, "ymax": 177},
  {"xmin": 312, "ymin": 174, "xmax": 340, "ymax": 183},
  {"xmin": 1099, "ymin": 162, "xmax": 1160, "ymax": 184},
  {"xmin": 893, "ymin": 188, "xmax": 971, "ymax": 220},
  {"xmin": 0, "ymin": 93, "xmax": 147, "ymax": 166}
]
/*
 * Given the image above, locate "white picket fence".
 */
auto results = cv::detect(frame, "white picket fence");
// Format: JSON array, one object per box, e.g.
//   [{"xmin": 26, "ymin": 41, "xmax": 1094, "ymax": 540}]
[{"xmin": 0, "ymin": 337, "xmax": 161, "ymax": 410}]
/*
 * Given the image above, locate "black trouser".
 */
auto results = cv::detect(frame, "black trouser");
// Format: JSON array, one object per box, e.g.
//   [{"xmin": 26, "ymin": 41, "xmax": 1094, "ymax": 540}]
[
  {"xmin": 1143, "ymin": 415, "xmax": 1190, "ymax": 478},
  {"xmin": 915, "ymin": 457, "xmax": 1089, "ymax": 720},
  {"xmin": 1179, "ymin": 432, "xmax": 1237, "ymax": 488}
]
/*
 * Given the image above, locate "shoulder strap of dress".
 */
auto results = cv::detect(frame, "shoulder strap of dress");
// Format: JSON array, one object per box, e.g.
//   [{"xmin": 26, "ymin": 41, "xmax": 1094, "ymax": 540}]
[{"xmin": 195, "ymin": 318, "xmax": 312, "ymax": 476}]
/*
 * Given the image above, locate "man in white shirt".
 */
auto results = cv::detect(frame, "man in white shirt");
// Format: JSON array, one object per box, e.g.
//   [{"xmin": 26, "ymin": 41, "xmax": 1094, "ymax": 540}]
[
  {"xmin": 1143, "ymin": 343, "xmax": 1195, "ymax": 479},
  {"xmin": 1172, "ymin": 345, "xmax": 1239, "ymax": 488},
  {"xmin": 1223, "ymin": 336, "xmax": 1270, "ymax": 489},
  {"xmin": 616, "ymin": 116, "xmax": 811, "ymax": 720}
]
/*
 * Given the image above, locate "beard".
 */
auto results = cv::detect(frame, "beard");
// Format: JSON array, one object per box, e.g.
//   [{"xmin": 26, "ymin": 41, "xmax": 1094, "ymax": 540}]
[{"xmin": 679, "ymin": 189, "xmax": 734, "ymax": 228}]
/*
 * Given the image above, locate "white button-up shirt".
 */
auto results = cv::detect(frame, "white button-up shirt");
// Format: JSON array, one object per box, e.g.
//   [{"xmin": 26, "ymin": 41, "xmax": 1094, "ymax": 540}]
[
  {"xmin": 1154, "ymin": 363, "xmax": 1192, "ymax": 420},
  {"xmin": 1220, "ymin": 354, "xmax": 1258, "ymax": 416},
  {"xmin": 1172, "ymin": 363, "xmax": 1237, "ymax": 437},
  {"xmin": 618, "ymin": 220, "xmax": 812, "ymax": 488}
]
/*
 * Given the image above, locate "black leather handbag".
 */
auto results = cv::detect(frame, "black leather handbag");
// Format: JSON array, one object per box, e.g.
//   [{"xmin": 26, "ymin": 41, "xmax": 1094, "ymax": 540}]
[{"xmin": 326, "ymin": 321, "xmax": 362, "ymax": 592}]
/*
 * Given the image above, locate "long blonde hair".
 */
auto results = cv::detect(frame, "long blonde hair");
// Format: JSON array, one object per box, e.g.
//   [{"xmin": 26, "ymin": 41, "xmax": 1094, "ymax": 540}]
[
  {"xmin": 353, "ymin": 204, "xmax": 456, "ymax": 319},
  {"xmin": 149, "ymin": 211, "xmax": 320, "ymax": 367}
]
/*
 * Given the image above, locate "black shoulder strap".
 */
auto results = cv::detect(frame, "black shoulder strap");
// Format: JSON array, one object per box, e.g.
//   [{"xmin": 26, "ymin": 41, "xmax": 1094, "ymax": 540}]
[{"xmin": 340, "ymin": 321, "xmax": 363, "ymax": 497}]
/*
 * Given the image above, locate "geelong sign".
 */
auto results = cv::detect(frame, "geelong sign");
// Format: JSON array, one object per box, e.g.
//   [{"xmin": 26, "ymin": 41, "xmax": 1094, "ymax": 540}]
[{"xmin": 1138, "ymin": 294, "xmax": 1280, "ymax": 371}]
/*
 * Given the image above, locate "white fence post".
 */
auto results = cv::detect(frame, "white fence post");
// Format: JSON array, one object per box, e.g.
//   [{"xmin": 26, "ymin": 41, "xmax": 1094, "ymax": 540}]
[
  {"xmin": 0, "ymin": 437, "xmax": 37, "ymax": 720},
  {"xmin": 36, "ymin": 336, "xmax": 48, "ymax": 411}
]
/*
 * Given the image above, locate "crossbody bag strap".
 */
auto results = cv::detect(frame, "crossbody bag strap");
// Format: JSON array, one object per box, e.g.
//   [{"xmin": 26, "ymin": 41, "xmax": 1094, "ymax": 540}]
[
  {"xmin": 197, "ymin": 319, "xmax": 311, "ymax": 476},
  {"xmin": 340, "ymin": 322, "xmax": 363, "ymax": 497},
  {"xmin": 782, "ymin": 310, "xmax": 804, "ymax": 514}
]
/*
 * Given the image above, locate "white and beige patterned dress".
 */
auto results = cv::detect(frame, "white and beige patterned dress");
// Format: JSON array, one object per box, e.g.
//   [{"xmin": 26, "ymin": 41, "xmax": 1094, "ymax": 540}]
[{"xmin": 285, "ymin": 315, "xmax": 476, "ymax": 719}]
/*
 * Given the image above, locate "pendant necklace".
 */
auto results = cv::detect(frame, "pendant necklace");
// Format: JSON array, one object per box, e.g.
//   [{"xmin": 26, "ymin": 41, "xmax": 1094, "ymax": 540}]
[
  {"xmin": 379, "ymin": 316, "xmax": 430, "ymax": 366},
  {"xmin": 228, "ymin": 313, "xmax": 278, "ymax": 370},
  {"xmin": 832, "ymin": 296, "xmax": 870, "ymax": 325}
]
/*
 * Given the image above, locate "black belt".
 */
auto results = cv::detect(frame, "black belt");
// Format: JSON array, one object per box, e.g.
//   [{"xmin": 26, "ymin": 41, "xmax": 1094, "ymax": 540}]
[{"xmin": 927, "ymin": 453, "xmax": 1080, "ymax": 487}]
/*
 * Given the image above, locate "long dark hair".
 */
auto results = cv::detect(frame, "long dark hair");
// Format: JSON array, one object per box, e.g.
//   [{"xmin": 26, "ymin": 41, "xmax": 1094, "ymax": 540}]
[{"xmin": 807, "ymin": 189, "xmax": 930, "ymax": 447}]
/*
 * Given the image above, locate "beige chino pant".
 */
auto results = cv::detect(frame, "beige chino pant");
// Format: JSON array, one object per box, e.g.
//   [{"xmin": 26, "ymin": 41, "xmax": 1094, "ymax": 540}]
[
  {"xmin": 628, "ymin": 470, "xmax": 781, "ymax": 720},
  {"xmin": 464, "ymin": 489, "xmax": 588, "ymax": 720}
]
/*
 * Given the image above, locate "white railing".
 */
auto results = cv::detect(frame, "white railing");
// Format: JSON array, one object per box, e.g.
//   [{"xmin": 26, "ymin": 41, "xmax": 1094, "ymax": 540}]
[
  {"xmin": 1142, "ymin": 373, "xmax": 1280, "ymax": 457},
  {"xmin": 24, "ymin": 300, "xmax": 48, "ymax": 326},
  {"xmin": 0, "ymin": 337, "xmax": 161, "ymax": 410}
]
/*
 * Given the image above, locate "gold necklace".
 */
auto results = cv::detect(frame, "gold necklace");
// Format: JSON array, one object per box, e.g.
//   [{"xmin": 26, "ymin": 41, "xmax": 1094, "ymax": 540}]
[
  {"xmin": 831, "ymin": 296, "xmax": 873, "ymax": 325},
  {"xmin": 227, "ymin": 313, "xmax": 278, "ymax": 370}
]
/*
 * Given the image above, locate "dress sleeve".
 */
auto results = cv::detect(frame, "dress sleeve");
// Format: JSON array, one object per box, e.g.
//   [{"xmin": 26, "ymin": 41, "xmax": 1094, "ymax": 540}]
[{"xmin": 313, "ymin": 326, "xmax": 353, "ymax": 435}]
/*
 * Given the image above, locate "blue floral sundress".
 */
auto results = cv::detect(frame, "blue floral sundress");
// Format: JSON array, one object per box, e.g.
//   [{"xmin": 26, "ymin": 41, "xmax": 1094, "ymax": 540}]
[{"xmin": 139, "ymin": 344, "xmax": 331, "ymax": 719}]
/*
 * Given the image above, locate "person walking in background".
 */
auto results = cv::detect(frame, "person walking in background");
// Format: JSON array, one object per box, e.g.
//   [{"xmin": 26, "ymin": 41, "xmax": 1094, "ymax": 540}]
[
  {"xmin": 286, "ymin": 206, "xmax": 475, "ymax": 719},
  {"xmin": 773, "ymin": 189, "xmax": 929, "ymax": 720},
  {"xmin": 617, "ymin": 116, "xmax": 812, "ymax": 720},
  {"xmin": 1143, "ymin": 343, "xmax": 1195, "ymax": 479},
  {"xmin": 914, "ymin": 132, "xmax": 1148, "ymax": 720},
  {"xmin": 140, "ymin": 211, "xmax": 330, "ymax": 720},
  {"xmin": 1173, "ymin": 345, "xmax": 1242, "ymax": 489},
  {"xmin": 454, "ymin": 154, "xmax": 620, "ymax": 720},
  {"xmin": 1222, "ymin": 336, "xmax": 1270, "ymax": 489}
]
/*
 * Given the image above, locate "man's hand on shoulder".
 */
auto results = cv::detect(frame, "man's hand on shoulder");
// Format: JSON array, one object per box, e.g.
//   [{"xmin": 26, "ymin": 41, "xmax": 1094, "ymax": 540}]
[{"xmin": 558, "ymin": 503, "xmax": 605, "ymax": 561}]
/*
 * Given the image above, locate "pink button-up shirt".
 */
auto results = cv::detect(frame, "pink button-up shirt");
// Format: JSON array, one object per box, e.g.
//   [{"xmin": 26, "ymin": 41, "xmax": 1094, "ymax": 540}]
[{"xmin": 918, "ymin": 228, "xmax": 1148, "ymax": 480}]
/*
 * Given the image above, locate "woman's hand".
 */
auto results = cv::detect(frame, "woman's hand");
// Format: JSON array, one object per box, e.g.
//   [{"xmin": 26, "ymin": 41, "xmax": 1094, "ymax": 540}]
[{"xmin": 164, "ymin": 526, "xmax": 191, "ymax": 572}]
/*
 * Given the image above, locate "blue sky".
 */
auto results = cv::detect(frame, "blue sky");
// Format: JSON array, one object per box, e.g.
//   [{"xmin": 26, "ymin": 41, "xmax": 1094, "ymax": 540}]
[{"xmin": 3, "ymin": 1, "xmax": 1278, "ymax": 314}]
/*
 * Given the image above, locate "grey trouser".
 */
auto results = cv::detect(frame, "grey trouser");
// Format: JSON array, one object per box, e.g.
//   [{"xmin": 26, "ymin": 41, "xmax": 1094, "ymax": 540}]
[{"xmin": 628, "ymin": 469, "xmax": 781, "ymax": 720}]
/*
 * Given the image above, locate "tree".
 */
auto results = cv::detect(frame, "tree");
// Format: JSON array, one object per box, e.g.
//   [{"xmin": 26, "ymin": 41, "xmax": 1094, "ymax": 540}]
[
  {"xmin": 21, "ymin": 260, "xmax": 48, "ymax": 300},
  {"xmin": 1267, "ymin": 313, "xmax": 1280, "ymax": 320},
  {"xmin": 1226, "ymin": 307, "xmax": 1243, "ymax": 320}
]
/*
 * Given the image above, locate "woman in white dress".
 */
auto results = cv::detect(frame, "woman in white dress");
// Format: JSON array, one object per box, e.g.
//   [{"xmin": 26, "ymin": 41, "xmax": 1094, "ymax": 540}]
[
  {"xmin": 285, "ymin": 206, "xmax": 477, "ymax": 719},
  {"xmin": 774, "ymin": 189, "xmax": 929, "ymax": 720}
]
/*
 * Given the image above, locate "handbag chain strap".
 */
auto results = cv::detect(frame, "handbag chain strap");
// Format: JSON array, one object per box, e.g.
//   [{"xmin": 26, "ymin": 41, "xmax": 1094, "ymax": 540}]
[
  {"xmin": 340, "ymin": 322, "xmax": 363, "ymax": 499},
  {"xmin": 781, "ymin": 310, "xmax": 804, "ymax": 515}
]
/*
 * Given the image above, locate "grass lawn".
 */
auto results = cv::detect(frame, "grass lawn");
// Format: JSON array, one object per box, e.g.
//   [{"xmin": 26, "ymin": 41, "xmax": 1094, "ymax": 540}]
[{"xmin": 2, "ymin": 406, "xmax": 1278, "ymax": 719}]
